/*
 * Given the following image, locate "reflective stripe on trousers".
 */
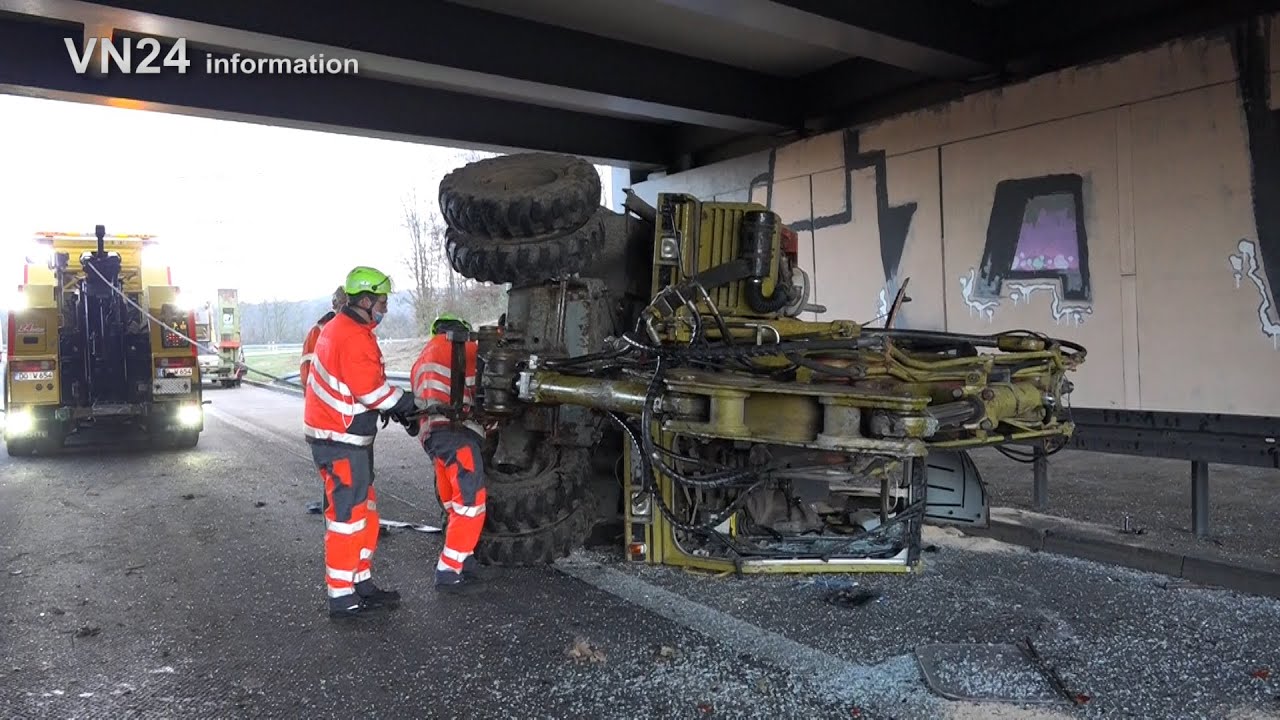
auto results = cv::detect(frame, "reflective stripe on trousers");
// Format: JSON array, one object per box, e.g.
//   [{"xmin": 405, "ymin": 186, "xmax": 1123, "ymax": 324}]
[
  {"xmin": 427, "ymin": 427, "xmax": 487, "ymax": 573},
  {"xmin": 311, "ymin": 442, "xmax": 380, "ymax": 597}
]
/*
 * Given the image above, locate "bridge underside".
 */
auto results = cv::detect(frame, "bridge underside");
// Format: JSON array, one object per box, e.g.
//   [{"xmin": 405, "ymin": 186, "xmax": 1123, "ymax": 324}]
[{"xmin": 0, "ymin": 1, "xmax": 1277, "ymax": 171}]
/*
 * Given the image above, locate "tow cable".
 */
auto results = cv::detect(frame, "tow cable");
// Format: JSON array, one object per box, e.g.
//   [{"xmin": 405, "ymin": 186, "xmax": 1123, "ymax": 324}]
[{"xmin": 83, "ymin": 261, "xmax": 297, "ymax": 385}]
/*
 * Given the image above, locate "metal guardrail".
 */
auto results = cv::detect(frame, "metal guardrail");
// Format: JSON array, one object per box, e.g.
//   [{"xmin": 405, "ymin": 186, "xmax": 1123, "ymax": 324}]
[
  {"xmin": 1035, "ymin": 407, "xmax": 1280, "ymax": 538},
  {"xmin": 270, "ymin": 371, "xmax": 411, "ymax": 390},
  {"xmin": 1066, "ymin": 408, "xmax": 1280, "ymax": 469}
]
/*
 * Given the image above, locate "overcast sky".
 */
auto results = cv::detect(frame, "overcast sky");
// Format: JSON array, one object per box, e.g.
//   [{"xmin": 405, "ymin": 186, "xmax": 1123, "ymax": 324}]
[{"xmin": 0, "ymin": 93, "xmax": 617, "ymax": 307}]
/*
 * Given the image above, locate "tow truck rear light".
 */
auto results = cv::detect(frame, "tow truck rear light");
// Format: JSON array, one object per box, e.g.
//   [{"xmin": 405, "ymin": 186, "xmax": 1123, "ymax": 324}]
[
  {"xmin": 156, "ymin": 357, "xmax": 195, "ymax": 367},
  {"xmin": 11, "ymin": 360, "xmax": 54, "ymax": 372}
]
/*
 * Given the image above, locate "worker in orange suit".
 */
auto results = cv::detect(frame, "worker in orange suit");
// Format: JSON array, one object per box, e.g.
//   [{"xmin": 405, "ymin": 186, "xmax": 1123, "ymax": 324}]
[
  {"xmin": 409, "ymin": 313, "xmax": 487, "ymax": 592},
  {"xmin": 300, "ymin": 286, "xmax": 346, "ymax": 387},
  {"xmin": 304, "ymin": 267, "xmax": 418, "ymax": 620}
]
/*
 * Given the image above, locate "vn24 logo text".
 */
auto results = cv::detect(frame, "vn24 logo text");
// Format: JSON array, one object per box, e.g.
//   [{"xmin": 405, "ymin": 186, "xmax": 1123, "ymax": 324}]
[{"xmin": 65, "ymin": 36, "xmax": 191, "ymax": 74}]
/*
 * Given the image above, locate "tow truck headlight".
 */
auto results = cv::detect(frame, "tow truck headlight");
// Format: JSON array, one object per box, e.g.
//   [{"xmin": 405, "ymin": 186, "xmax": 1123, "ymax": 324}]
[
  {"xmin": 177, "ymin": 404, "xmax": 202, "ymax": 427},
  {"xmin": 3, "ymin": 409, "xmax": 35, "ymax": 437}
]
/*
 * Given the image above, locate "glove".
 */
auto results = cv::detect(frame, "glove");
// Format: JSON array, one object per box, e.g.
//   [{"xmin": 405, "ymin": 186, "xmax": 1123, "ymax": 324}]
[
  {"xmin": 403, "ymin": 417, "xmax": 420, "ymax": 437},
  {"xmin": 379, "ymin": 412, "xmax": 391, "ymax": 429}
]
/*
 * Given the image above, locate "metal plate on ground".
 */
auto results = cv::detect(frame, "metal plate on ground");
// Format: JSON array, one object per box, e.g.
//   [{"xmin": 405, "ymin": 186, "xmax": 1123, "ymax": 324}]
[{"xmin": 915, "ymin": 643, "xmax": 1062, "ymax": 704}]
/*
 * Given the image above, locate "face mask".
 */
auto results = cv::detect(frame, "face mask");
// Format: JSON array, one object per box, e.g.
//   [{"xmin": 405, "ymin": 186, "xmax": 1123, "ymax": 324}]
[{"xmin": 371, "ymin": 310, "xmax": 385, "ymax": 326}]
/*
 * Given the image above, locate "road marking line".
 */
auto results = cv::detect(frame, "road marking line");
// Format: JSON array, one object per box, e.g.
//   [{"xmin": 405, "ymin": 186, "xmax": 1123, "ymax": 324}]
[
  {"xmin": 554, "ymin": 557, "xmax": 932, "ymax": 709},
  {"xmin": 205, "ymin": 404, "xmax": 310, "ymax": 462}
]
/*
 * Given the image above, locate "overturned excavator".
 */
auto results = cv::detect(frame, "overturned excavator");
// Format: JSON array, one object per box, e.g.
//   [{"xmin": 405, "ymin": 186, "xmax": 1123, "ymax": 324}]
[{"xmin": 434, "ymin": 152, "xmax": 1085, "ymax": 574}]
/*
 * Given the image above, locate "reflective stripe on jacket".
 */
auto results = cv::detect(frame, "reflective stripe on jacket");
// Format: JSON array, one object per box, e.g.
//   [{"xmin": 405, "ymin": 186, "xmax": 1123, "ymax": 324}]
[
  {"xmin": 304, "ymin": 309, "xmax": 406, "ymax": 446},
  {"xmin": 410, "ymin": 334, "xmax": 481, "ymax": 438}
]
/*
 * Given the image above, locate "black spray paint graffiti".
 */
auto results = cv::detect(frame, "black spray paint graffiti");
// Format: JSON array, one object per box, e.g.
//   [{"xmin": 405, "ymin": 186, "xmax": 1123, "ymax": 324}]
[
  {"xmin": 1229, "ymin": 20, "xmax": 1280, "ymax": 346},
  {"xmin": 750, "ymin": 130, "xmax": 917, "ymax": 322},
  {"xmin": 959, "ymin": 174, "xmax": 1094, "ymax": 325}
]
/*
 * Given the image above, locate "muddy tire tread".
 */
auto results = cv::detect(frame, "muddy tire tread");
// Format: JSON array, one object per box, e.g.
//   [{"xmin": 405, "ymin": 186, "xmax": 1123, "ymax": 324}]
[
  {"xmin": 446, "ymin": 212, "xmax": 606, "ymax": 286},
  {"xmin": 439, "ymin": 153, "xmax": 601, "ymax": 240}
]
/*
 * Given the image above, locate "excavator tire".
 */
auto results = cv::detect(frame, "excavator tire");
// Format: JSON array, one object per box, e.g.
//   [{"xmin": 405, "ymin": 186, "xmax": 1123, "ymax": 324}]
[
  {"xmin": 445, "ymin": 209, "xmax": 607, "ymax": 286},
  {"xmin": 473, "ymin": 446, "xmax": 595, "ymax": 566},
  {"xmin": 482, "ymin": 445, "xmax": 591, "ymax": 530},
  {"xmin": 439, "ymin": 152, "xmax": 601, "ymax": 240},
  {"xmin": 474, "ymin": 503, "xmax": 594, "ymax": 567}
]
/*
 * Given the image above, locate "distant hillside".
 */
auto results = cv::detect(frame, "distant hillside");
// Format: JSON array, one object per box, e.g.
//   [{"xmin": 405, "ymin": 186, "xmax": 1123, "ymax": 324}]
[{"xmin": 239, "ymin": 285, "xmax": 507, "ymax": 344}]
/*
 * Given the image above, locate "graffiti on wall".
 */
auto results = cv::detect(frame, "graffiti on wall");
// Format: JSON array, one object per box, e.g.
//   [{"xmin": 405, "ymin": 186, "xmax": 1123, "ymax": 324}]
[
  {"xmin": 1230, "ymin": 21, "xmax": 1280, "ymax": 347},
  {"xmin": 959, "ymin": 174, "xmax": 1094, "ymax": 325},
  {"xmin": 750, "ymin": 130, "xmax": 918, "ymax": 324},
  {"xmin": 1229, "ymin": 239, "xmax": 1280, "ymax": 348}
]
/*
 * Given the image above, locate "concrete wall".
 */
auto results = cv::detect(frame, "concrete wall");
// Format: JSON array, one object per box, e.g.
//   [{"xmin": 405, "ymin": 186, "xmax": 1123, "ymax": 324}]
[{"xmin": 631, "ymin": 19, "xmax": 1280, "ymax": 416}]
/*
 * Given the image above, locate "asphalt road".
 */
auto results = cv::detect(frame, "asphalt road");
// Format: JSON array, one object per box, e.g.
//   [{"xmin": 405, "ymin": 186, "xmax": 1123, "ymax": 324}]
[{"xmin": 1, "ymin": 385, "xmax": 1278, "ymax": 719}]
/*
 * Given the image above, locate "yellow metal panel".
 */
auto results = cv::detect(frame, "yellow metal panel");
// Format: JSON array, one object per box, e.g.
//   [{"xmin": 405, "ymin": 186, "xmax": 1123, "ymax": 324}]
[
  {"xmin": 8, "ymin": 309, "xmax": 57, "ymax": 354},
  {"xmin": 20, "ymin": 284, "xmax": 56, "ymax": 310},
  {"xmin": 148, "ymin": 285, "xmax": 180, "ymax": 309},
  {"xmin": 6, "ymin": 356, "xmax": 59, "ymax": 406},
  {"xmin": 142, "ymin": 266, "xmax": 170, "ymax": 288},
  {"xmin": 36, "ymin": 235, "xmax": 155, "ymax": 294}
]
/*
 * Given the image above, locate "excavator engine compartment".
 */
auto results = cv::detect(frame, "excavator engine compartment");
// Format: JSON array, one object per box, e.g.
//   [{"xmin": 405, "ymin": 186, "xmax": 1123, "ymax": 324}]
[{"xmin": 437, "ymin": 152, "xmax": 1085, "ymax": 574}]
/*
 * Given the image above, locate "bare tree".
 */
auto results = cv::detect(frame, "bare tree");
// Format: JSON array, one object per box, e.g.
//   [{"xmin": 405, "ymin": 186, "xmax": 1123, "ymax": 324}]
[
  {"xmin": 401, "ymin": 189, "xmax": 438, "ymax": 336},
  {"xmin": 399, "ymin": 149, "xmax": 509, "ymax": 336},
  {"xmin": 261, "ymin": 297, "xmax": 299, "ymax": 343}
]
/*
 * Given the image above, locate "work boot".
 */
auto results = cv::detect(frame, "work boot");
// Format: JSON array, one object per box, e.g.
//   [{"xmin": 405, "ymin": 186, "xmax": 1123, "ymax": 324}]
[
  {"xmin": 328, "ymin": 595, "xmax": 388, "ymax": 621},
  {"xmin": 355, "ymin": 580, "xmax": 401, "ymax": 609},
  {"xmin": 461, "ymin": 556, "xmax": 488, "ymax": 582},
  {"xmin": 435, "ymin": 568, "xmax": 481, "ymax": 594}
]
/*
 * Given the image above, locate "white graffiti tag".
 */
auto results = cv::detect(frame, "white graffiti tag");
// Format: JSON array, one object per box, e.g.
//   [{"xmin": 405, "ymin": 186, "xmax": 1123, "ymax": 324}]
[
  {"xmin": 958, "ymin": 268, "xmax": 999, "ymax": 322},
  {"xmin": 958, "ymin": 268, "xmax": 1091, "ymax": 325},
  {"xmin": 1006, "ymin": 282, "xmax": 1093, "ymax": 326},
  {"xmin": 1228, "ymin": 238, "xmax": 1280, "ymax": 349}
]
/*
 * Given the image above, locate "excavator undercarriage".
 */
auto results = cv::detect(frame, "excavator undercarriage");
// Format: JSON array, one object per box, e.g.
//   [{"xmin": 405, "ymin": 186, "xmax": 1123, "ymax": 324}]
[{"xmin": 435, "ymin": 152, "xmax": 1085, "ymax": 574}]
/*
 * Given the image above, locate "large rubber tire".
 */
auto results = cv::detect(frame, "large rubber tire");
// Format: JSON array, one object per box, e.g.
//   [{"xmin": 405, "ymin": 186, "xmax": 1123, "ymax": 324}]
[
  {"xmin": 439, "ymin": 153, "xmax": 602, "ymax": 240},
  {"xmin": 483, "ymin": 444, "xmax": 591, "ymax": 530},
  {"xmin": 475, "ymin": 504, "xmax": 594, "ymax": 567},
  {"xmin": 474, "ymin": 445, "xmax": 595, "ymax": 567},
  {"xmin": 4, "ymin": 438, "xmax": 34, "ymax": 457},
  {"xmin": 445, "ymin": 209, "xmax": 607, "ymax": 286}
]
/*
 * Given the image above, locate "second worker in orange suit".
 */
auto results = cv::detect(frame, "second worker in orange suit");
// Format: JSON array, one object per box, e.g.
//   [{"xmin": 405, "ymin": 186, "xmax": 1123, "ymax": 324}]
[
  {"xmin": 300, "ymin": 286, "xmax": 346, "ymax": 388},
  {"xmin": 409, "ymin": 313, "xmax": 488, "ymax": 593}
]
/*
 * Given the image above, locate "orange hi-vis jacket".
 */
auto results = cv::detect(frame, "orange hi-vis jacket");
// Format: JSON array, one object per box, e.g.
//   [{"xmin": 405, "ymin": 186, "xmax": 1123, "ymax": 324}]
[
  {"xmin": 299, "ymin": 310, "xmax": 336, "ymax": 388},
  {"xmin": 304, "ymin": 309, "xmax": 412, "ymax": 446},
  {"xmin": 410, "ymin": 334, "xmax": 482, "ymax": 440}
]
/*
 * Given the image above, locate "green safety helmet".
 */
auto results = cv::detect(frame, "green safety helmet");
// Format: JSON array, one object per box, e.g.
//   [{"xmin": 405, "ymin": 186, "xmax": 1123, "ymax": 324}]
[
  {"xmin": 343, "ymin": 266, "xmax": 393, "ymax": 296},
  {"xmin": 431, "ymin": 313, "xmax": 472, "ymax": 335}
]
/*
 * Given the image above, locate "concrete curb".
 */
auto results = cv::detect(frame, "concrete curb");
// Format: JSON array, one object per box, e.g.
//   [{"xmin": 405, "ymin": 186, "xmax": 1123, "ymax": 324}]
[{"xmin": 962, "ymin": 509, "xmax": 1280, "ymax": 599}]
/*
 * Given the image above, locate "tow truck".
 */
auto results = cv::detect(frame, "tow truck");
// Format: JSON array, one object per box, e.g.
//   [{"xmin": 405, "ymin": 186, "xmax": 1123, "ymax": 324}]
[
  {"xmin": 3, "ymin": 226, "xmax": 205, "ymax": 456},
  {"xmin": 194, "ymin": 288, "xmax": 246, "ymax": 388}
]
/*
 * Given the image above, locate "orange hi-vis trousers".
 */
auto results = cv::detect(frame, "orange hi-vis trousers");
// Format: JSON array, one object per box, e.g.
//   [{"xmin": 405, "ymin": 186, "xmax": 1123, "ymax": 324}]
[
  {"xmin": 424, "ymin": 425, "xmax": 487, "ymax": 573},
  {"xmin": 310, "ymin": 442, "xmax": 380, "ymax": 599}
]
